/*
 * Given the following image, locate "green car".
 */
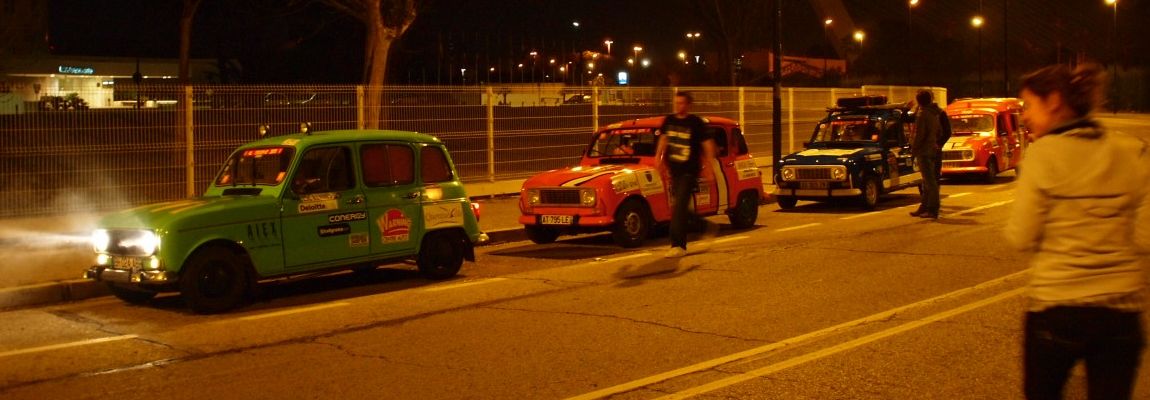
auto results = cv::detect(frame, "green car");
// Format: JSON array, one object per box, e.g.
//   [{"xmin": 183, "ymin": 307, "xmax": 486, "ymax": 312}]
[{"xmin": 86, "ymin": 129, "xmax": 487, "ymax": 313}]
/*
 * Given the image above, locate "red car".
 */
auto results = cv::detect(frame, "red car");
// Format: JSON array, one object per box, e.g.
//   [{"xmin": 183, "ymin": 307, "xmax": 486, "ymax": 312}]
[
  {"xmin": 942, "ymin": 98, "xmax": 1027, "ymax": 182},
  {"xmin": 518, "ymin": 116, "xmax": 764, "ymax": 247}
]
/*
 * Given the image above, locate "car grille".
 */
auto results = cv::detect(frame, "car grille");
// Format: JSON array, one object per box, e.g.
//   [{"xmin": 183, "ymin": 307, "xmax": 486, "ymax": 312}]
[
  {"xmin": 942, "ymin": 151, "xmax": 971, "ymax": 161},
  {"xmin": 539, "ymin": 189, "xmax": 581, "ymax": 205},
  {"xmin": 942, "ymin": 162, "xmax": 967, "ymax": 169},
  {"xmin": 795, "ymin": 168, "xmax": 834, "ymax": 181}
]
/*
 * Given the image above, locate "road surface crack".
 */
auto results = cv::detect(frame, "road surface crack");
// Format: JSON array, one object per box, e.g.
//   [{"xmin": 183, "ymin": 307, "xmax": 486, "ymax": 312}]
[{"xmin": 482, "ymin": 305, "xmax": 768, "ymax": 343}]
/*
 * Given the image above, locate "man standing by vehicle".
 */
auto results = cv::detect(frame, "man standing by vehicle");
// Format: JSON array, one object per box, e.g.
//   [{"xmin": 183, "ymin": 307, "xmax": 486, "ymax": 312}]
[
  {"xmin": 656, "ymin": 91, "xmax": 716, "ymax": 258},
  {"xmin": 912, "ymin": 89, "xmax": 942, "ymax": 219}
]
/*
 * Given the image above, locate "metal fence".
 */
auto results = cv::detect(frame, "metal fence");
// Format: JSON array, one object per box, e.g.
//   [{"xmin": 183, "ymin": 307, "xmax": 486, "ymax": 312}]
[{"xmin": 0, "ymin": 84, "xmax": 944, "ymax": 218}]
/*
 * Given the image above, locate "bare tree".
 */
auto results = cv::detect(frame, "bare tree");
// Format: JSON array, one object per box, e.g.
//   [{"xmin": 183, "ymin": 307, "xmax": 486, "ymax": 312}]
[
  {"xmin": 692, "ymin": 0, "xmax": 771, "ymax": 86},
  {"xmin": 179, "ymin": 0, "xmax": 204, "ymax": 84},
  {"xmin": 319, "ymin": 0, "xmax": 419, "ymax": 129}
]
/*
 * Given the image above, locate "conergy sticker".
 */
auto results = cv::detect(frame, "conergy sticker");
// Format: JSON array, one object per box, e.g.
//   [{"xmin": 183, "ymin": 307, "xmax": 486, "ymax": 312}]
[
  {"xmin": 328, "ymin": 211, "xmax": 367, "ymax": 224},
  {"xmin": 377, "ymin": 209, "xmax": 412, "ymax": 243}
]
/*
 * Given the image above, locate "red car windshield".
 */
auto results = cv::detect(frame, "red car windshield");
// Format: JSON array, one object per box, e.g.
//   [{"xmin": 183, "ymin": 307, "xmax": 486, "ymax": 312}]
[
  {"xmin": 587, "ymin": 128, "xmax": 658, "ymax": 158},
  {"xmin": 949, "ymin": 115, "xmax": 995, "ymax": 135},
  {"xmin": 215, "ymin": 147, "xmax": 294, "ymax": 186}
]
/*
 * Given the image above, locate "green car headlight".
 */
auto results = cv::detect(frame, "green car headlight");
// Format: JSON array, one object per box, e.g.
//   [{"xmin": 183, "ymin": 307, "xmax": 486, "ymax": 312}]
[
  {"xmin": 91, "ymin": 229, "xmax": 110, "ymax": 253},
  {"xmin": 121, "ymin": 230, "xmax": 161, "ymax": 256},
  {"xmin": 580, "ymin": 189, "xmax": 597, "ymax": 206}
]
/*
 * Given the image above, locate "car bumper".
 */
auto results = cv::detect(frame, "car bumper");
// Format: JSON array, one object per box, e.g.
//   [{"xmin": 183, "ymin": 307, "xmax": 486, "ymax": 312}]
[
  {"xmin": 772, "ymin": 187, "xmax": 862, "ymax": 197},
  {"xmin": 941, "ymin": 165, "xmax": 990, "ymax": 175},
  {"xmin": 85, "ymin": 266, "xmax": 176, "ymax": 284}
]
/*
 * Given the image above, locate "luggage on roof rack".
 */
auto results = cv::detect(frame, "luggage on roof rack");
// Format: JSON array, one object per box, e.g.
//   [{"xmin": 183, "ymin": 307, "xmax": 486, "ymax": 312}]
[{"xmin": 836, "ymin": 95, "xmax": 888, "ymax": 108}]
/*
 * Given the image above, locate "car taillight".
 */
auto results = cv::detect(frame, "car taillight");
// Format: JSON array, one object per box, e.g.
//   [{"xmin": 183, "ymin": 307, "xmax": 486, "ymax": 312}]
[{"xmin": 471, "ymin": 202, "xmax": 481, "ymax": 221}]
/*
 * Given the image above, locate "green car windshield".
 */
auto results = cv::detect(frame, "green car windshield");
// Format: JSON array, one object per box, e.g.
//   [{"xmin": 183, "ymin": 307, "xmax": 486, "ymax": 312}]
[{"xmin": 215, "ymin": 146, "xmax": 295, "ymax": 186}]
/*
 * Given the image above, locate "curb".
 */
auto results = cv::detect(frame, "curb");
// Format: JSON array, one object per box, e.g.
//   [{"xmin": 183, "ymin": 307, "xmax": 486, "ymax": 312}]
[{"xmin": 0, "ymin": 279, "xmax": 109, "ymax": 310}]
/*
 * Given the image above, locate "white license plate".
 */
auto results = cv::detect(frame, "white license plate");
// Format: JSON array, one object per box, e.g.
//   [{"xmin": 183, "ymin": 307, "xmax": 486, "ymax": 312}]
[
  {"xmin": 540, "ymin": 215, "xmax": 574, "ymax": 225},
  {"xmin": 112, "ymin": 256, "xmax": 142, "ymax": 270},
  {"xmin": 799, "ymin": 181, "xmax": 829, "ymax": 190}
]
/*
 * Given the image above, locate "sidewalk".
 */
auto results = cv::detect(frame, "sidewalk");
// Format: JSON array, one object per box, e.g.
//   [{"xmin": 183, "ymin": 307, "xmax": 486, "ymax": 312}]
[{"xmin": 0, "ymin": 168, "xmax": 777, "ymax": 310}]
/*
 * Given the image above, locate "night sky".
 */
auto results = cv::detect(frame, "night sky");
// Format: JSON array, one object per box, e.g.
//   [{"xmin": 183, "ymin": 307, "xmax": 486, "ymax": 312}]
[{"xmin": 46, "ymin": 0, "xmax": 1150, "ymax": 87}]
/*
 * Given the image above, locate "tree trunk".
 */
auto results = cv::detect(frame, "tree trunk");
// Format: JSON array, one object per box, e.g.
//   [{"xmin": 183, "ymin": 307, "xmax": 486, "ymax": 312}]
[{"xmin": 363, "ymin": 16, "xmax": 392, "ymax": 130}]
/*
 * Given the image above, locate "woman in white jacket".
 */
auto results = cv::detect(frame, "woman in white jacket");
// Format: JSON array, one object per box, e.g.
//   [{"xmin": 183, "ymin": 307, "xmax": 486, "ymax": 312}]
[{"xmin": 1006, "ymin": 63, "xmax": 1149, "ymax": 400}]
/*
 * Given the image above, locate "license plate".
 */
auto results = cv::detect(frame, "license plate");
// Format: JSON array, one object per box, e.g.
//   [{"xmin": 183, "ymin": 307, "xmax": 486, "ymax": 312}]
[
  {"xmin": 112, "ymin": 256, "xmax": 142, "ymax": 270},
  {"xmin": 540, "ymin": 215, "xmax": 574, "ymax": 225},
  {"xmin": 799, "ymin": 181, "xmax": 829, "ymax": 190}
]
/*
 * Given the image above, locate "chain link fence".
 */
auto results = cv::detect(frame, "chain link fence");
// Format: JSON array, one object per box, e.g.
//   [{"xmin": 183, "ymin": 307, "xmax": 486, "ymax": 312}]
[{"xmin": 0, "ymin": 84, "xmax": 944, "ymax": 218}]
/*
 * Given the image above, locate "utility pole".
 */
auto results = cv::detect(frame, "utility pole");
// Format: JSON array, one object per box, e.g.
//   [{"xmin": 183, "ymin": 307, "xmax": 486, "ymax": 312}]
[{"xmin": 772, "ymin": 0, "xmax": 783, "ymax": 180}]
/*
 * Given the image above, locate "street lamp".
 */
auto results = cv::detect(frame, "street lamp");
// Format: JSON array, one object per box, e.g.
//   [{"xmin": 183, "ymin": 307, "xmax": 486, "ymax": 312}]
[
  {"xmin": 972, "ymin": 15, "xmax": 984, "ymax": 97},
  {"xmin": 641, "ymin": 59, "xmax": 650, "ymax": 68},
  {"xmin": 1106, "ymin": 0, "xmax": 1119, "ymax": 112},
  {"xmin": 518, "ymin": 63, "xmax": 525, "ymax": 83},
  {"xmin": 633, "ymin": 45, "xmax": 643, "ymax": 61},
  {"xmin": 686, "ymin": 32, "xmax": 701, "ymax": 63},
  {"xmin": 853, "ymin": 30, "xmax": 865, "ymax": 43},
  {"xmin": 907, "ymin": 0, "xmax": 918, "ymax": 84},
  {"xmin": 823, "ymin": 18, "xmax": 833, "ymax": 84},
  {"xmin": 604, "ymin": 39, "xmax": 613, "ymax": 55},
  {"xmin": 460, "ymin": 68, "xmax": 467, "ymax": 85}
]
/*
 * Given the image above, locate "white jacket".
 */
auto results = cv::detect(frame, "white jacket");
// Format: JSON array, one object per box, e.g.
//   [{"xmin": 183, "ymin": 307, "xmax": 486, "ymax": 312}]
[{"xmin": 1005, "ymin": 119, "xmax": 1150, "ymax": 305}]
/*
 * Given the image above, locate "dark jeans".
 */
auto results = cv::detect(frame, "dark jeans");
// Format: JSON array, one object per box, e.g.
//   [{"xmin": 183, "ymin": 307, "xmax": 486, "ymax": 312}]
[
  {"xmin": 669, "ymin": 172, "xmax": 698, "ymax": 250},
  {"xmin": 1024, "ymin": 307, "xmax": 1145, "ymax": 400},
  {"xmin": 918, "ymin": 155, "xmax": 940, "ymax": 213}
]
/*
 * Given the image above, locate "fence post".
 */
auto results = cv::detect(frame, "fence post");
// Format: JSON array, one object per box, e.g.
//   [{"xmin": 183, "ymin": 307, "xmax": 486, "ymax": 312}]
[
  {"xmin": 356, "ymin": 85, "xmax": 365, "ymax": 130},
  {"xmin": 184, "ymin": 85, "xmax": 195, "ymax": 198},
  {"xmin": 830, "ymin": 88, "xmax": 837, "ymax": 107},
  {"xmin": 592, "ymin": 85, "xmax": 600, "ymax": 133},
  {"xmin": 671, "ymin": 86, "xmax": 678, "ymax": 114},
  {"xmin": 738, "ymin": 87, "xmax": 746, "ymax": 128},
  {"xmin": 486, "ymin": 86, "xmax": 496, "ymax": 182},
  {"xmin": 787, "ymin": 88, "xmax": 795, "ymax": 153}
]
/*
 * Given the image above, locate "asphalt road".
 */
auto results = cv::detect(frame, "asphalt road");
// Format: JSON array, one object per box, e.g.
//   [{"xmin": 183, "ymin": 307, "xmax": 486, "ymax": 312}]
[{"xmin": 1, "ymin": 116, "xmax": 1148, "ymax": 399}]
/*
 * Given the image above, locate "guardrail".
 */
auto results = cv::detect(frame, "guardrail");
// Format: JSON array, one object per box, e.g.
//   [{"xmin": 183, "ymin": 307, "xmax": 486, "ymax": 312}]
[{"xmin": 0, "ymin": 84, "xmax": 944, "ymax": 218}]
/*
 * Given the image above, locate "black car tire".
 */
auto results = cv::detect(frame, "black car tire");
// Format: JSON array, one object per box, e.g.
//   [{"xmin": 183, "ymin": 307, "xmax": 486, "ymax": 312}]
[
  {"xmin": 728, "ymin": 191, "xmax": 759, "ymax": 229},
  {"xmin": 417, "ymin": 231, "xmax": 464, "ymax": 280},
  {"xmin": 180, "ymin": 246, "xmax": 251, "ymax": 314},
  {"xmin": 777, "ymin": 196, "xmax": 798, "ymax": 210},
  {"xmin": 525, "ymin": 225, "xmax": 560, "ymax": 244},
  {"xmin": 859, "ymin": 175, "xmax": 881, "ymax": 210},
  {"xmin": 107, "ymin": 283, "xmax": 157, "ymax": 305},
  {"xmin": 612, "ymin": 199, "xmax": 651, "ymax": 248},
  {"xmin": 984, "ymin": 157, "xmax": 999, "ymax": 184}
]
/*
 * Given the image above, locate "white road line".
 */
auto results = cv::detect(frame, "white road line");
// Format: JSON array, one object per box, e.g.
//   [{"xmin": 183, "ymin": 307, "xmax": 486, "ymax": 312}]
[
  {"xmin": 238, "ymin": 302, "xmax": 351, "ymax": 321},
  {"xmin": 655, "ymin": 287, "xmax": 1026, "ymax": 399},
  {"xmin": 775, "ymin": 223, "xmax": 822, "ymax": 233},
  {"xmin": 947, "ymin": 192, "xmax": 973, "ymax": 199},
  {"xmin": 422, "ymin": 278, "xmax": 508, "ymax": 292},
  {"xmin": 841, "ymin": 211, "xmax": 883, "ymax": 220},
  {"xmin": 711, "ymin": 235, "xmax": 750, "ymax": 244},
  {"xmin": 945, "ymin": 200, "xmax": 1014, "ymax": 218},
  {"xmin": 0, "ymin": 335, "xmax": 138, "ymax": 358},
  {"xmin": 563, "ymin": 270, "xmax": 1027, "ymax": 400},
  {"xmin": 986, "ymin": 184, "xmax": 1008, "ymax": 191}
]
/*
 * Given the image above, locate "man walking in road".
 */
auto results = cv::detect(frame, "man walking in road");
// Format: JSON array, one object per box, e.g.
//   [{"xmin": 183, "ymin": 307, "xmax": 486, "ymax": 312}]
[
  {"xmin": 912, "ymin": 89, "xmax": 943, "ymax": 219},
  {"xmin": 656, "ymin": 91, "xmax": 716, "ymax": 258}
]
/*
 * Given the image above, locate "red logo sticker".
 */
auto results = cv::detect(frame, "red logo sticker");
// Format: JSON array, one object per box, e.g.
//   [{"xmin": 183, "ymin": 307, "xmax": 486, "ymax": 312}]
[{"xmin": 378, "ymin": 209, "xmax": 412, "ymax": 243}]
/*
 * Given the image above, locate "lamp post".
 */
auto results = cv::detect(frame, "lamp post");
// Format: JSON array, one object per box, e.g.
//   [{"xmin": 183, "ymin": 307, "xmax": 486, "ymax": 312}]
[
  {"xmin": 908, "ymin": 0, "xmax": 918, "ymax": 84},
  {"xmin": 604, "ymin": 39, "xmax": 613, "ymax": 56},
  {"xmin": 686, "ymin": 32, "xmax": 701, "ymax": 63},
  {"xmin": 529, "ymin": 51, "xmax": 538, "ymax": 83},
  {"xmin": 823, "ymin": 18, "xmax": 832, "ymax": 84},
  {"xmin": 548, "ymin": 58, "xmax": 556, "ymax": 82},
  {"xmin": 518, "ymin": 63, "xmax": 525, "ymax": 84},
  {"xmin": 850, "ymin": 30, "xmax": 865, "ymax": 83},
  {"xmin": 972, "ymin": 15, "xmax": 984, "ymax": 97},
  {"xmin": 1106, "ymin": 0, "xmax": 1119, "ymax": 112}
]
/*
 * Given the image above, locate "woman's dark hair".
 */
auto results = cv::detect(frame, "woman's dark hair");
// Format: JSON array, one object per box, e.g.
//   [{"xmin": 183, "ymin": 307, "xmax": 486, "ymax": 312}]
[
  {"xmin": 675, "ymin": 91, "xmax": 694, "ymax": 104},
  {"xmin": 1020, "ymin": 63, "xmax": 1107, "ymax": 117}
]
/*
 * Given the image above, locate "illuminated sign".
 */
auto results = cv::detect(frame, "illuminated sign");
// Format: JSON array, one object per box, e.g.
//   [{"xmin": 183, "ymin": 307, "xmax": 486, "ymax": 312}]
[
  {"xmin": 57, "ymin": 65, "xmax": 95, "ymax": 75},
  {"xmin": 617, "ymin": 72, "xmax": 629, "ymax": 85},
  {"xmin": 241, "ymin": 148, "xmax": 284, "ymax": 157}
]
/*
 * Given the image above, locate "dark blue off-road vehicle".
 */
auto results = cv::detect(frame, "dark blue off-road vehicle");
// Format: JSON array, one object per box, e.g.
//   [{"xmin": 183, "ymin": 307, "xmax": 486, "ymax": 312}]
[{"xmin": 773, "ymin": 96, "xmax": 923, "ymax": 210}]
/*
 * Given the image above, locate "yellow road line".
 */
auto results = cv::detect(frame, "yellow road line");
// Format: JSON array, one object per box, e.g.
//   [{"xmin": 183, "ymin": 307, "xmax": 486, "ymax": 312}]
[
  {"xmin": 563, "ymin": 270, "xmax": 1027, "ymax": 400},
  {"xmin": 0, "ymin": 334, "xmax": 138, "ymax": 358},
  {"xmin": 655, "ymin": 287, "xmax": 1025, "ymax": 399},
  {"xmin": 775, "ymin": 223, "xmax": 822, "ymax": 233}
]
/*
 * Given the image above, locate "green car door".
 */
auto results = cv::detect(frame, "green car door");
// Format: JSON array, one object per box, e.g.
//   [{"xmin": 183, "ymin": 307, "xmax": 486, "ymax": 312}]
[
  {"xmin": 281, "ymin": 145, "xmax": 371, "ymax": 269},
  {"xmin": 357, "ymin": 142, "xmax": 423, "ymax": 257}
]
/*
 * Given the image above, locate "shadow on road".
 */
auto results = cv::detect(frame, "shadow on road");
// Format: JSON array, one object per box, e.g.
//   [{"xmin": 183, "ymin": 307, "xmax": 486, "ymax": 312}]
[
  {"xmin": 772, "ymin": 193, "xmax": 921, "ymax": 215},
  {"xmin": 612, "ymin": 257, "xmax": 701, "ymax": 288}
]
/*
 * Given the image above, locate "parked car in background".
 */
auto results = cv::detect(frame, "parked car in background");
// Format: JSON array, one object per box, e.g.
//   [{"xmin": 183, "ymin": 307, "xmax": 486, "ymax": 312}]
[
  {"xmin": 774, "ymin": 95, "xmax": 923, "ymax": 210},
  {"xmin": 86, "ymin": 127, "xmax": 486, "ymax": 313},
  {"xmin": 942, "ymin": 98, "xmax": 1026, "ymax": 182},
  {"xmin": 519, "ymin": 116, "xmax": 763, "ymax": 247}
]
